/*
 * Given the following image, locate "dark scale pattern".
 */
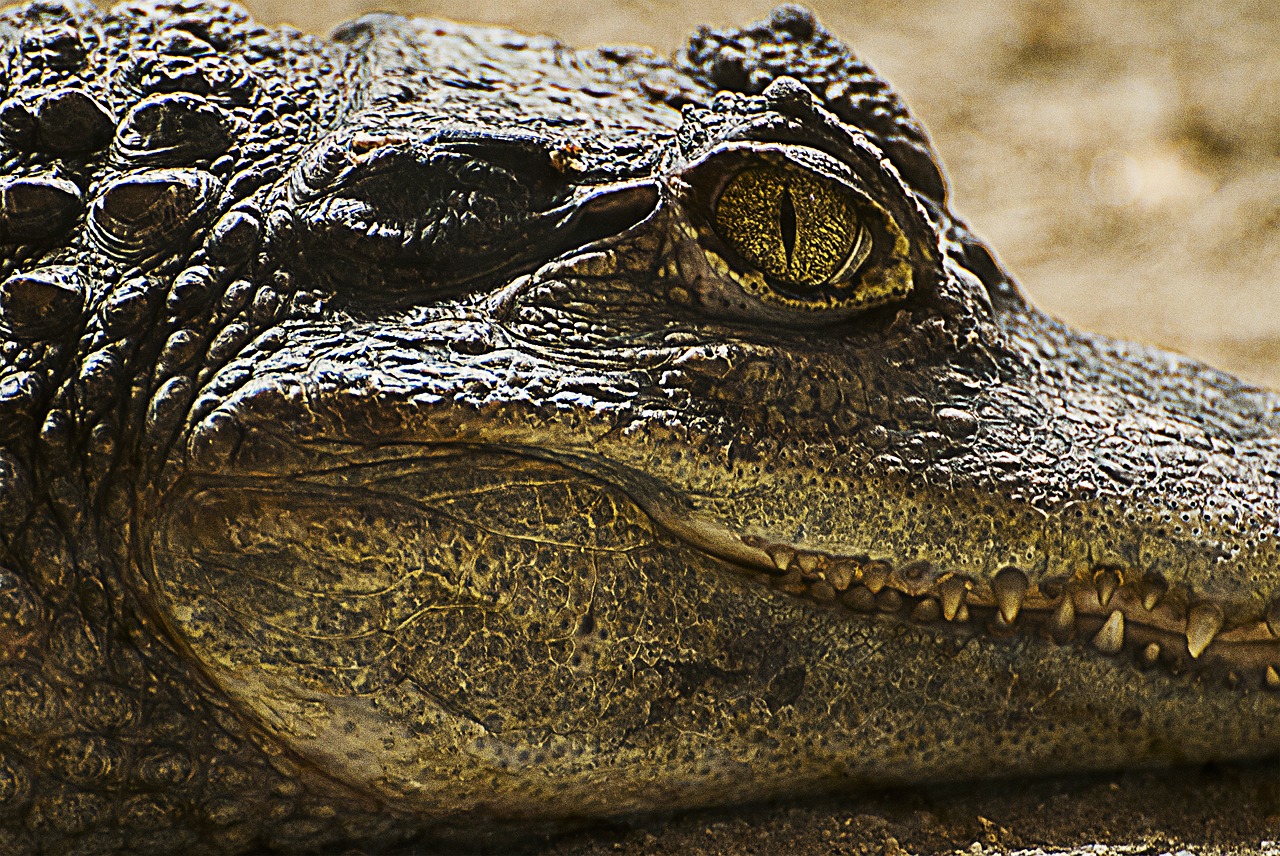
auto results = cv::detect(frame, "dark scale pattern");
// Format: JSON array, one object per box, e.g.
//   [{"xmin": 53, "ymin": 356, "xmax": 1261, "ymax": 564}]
[
  {"xmin": 677, "ymin": 4, "xmax": 948, "ymax": 205},
  {"xmin": 0, "ymin": 1, "xmax": 423, "ymax": 853},
  {"xmin": 0, "ymin": 1, "xmax": 1278, "ymax": 853}
]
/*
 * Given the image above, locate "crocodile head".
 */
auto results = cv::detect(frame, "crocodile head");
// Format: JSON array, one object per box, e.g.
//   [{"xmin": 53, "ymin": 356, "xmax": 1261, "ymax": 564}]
[{"xmin": 2, "ymin": 0, "xmax": 1279, "ymax": 848}]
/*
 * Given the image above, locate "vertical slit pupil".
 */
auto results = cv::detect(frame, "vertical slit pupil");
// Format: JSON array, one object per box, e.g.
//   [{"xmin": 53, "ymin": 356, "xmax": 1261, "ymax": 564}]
[{"xmin": 779, "ymin": 184, "xmax": 797, "ymax": 268}]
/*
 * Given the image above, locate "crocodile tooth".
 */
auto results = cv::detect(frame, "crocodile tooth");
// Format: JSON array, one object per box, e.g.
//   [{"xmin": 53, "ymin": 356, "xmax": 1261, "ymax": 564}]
[
  {"xmin": 1140, "ymin": 642, "xmax": 1161, "ymax": 667},
  {"xmin": 1048, "ymin": 594, "xmax": 1075, "ymax": 639},
  {"xmin": 938, "ymin": 576, "xmax": 967, "ymax": 621},
  {"xmin": 876, "ymin": 588, "xmax": 904, "ymax": 613},
  {"xmin": 1091, "ymin": 610, "xmax": 1125, "ymax": 655},
  {"xmin": 1139, "ymin": 577, "xmax": 1167, "ymax": 611},
  {"xmin": 809, "ymin": 580, "xmax": 836, "ymax": 602},
  {"xmin": 826, "ymin": 560, "xmax": 855, "ymax": 592},
  {"xmin": 795, "ymin": 552, "xmax": 819, "ymax": 575},
  {"xmin": 843, "ymin": 586, "xmax": 876, "ymax": 613},
  {"xmin": 768, "ymin": 546, "xmax": 795, "ymax": 572},
  {"xmin": 862, "ymin": 562, "xmax": 889, "ymax": 594},
  {"xmin": 911, "ymin": 597, "xmax": 941, "ymax": 623},
  {"xmin": 992, "ymin": 567, "xmax": 1028, "ymax": 624},
  {"xmin": 954, "ymin": 603, "xmax": 970, "ymax": 623},
  {"xmin": 1094, "ymin": 569, "xmax": 1119, "ymax": 608},
  {"xmin": 1185, "ymin": 603, "xmax": 1223, "ymax": 659},
  {"xmin": 1267, "ymin": 599, "xmax": 1280, "ymax": 638},
  {"xmin": 1266, "ymin": 666, "xmax": 1280, "ymax": 690}
]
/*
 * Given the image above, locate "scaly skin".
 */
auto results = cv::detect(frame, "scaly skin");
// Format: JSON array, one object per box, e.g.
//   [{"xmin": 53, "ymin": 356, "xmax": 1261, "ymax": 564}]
[{"xmin": 0, "ymin": 2, "xmax": 1278, "ymax": 853}]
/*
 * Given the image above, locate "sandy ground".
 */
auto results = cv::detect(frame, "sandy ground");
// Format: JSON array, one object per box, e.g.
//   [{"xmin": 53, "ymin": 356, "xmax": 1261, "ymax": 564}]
[{"xmin": 209, "ymin": 0, "xmax": 1280, "ymax": 852}]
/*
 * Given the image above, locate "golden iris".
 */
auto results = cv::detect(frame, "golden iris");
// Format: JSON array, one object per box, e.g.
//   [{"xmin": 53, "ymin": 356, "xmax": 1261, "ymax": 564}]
[{"xmin": 713, "ymin": 163, "xmax": 864, "ymax": 287}]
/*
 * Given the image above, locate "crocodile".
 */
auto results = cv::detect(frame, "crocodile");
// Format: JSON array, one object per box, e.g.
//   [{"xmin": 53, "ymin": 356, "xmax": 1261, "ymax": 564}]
[{"xmin": 0, "ymin": 0, "xmax": 1278, "ymax": 852}]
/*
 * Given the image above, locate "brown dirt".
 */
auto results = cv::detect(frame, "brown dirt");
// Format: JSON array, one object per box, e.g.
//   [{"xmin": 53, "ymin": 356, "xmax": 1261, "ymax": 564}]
[{"xmin": 232, "ymin": 0, "xmax": 1280, "ymax": 852}]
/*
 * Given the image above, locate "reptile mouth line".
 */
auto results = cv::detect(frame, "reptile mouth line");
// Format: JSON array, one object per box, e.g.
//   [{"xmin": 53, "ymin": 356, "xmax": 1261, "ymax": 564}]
[
  {"xmin": 265, "ymin": 439, "xmax": 1280, "ymax": 692},
  {"xmin": 625, "ymin": 468, "xmax": 1280, "ymax": 694}
]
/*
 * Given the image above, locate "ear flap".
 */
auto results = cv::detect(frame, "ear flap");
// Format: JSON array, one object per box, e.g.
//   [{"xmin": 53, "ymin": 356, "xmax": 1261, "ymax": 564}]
[{"xmin": 676, "ymin": 5, "xmax": 948, "ymax": 208}]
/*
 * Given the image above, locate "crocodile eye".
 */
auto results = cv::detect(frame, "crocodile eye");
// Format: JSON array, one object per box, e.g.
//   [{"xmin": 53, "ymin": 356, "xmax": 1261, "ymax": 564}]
[
  {"xmin": 713, "ymin": 163, "xmax": 871, "ymax": 291},
  {"xmin": 674, "ymin": 143, "xmax": 929, "ymax": 322}
]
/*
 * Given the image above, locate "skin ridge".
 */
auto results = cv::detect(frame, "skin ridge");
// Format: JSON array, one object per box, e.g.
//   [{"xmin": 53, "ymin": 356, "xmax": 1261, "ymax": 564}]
[{"xmin": 0, "ymin": 1, "xmax": 1278, "ymax": 853}]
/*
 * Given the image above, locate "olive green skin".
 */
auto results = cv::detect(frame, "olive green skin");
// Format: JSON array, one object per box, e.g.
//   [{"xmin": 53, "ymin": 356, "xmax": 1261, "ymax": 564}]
[{"xmin": 1, "ymin": 1, "xmax": 1279, "ymax": 853}]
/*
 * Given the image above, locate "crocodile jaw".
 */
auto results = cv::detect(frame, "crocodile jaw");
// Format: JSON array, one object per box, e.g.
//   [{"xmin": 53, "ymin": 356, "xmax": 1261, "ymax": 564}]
[
  {"xmin": 146, "ymin": 291, "xmax": 1280, "ymax": 816},
  {"xmin": 146, "ymin": 445, "xmax": 1280, "ymax": 819}
]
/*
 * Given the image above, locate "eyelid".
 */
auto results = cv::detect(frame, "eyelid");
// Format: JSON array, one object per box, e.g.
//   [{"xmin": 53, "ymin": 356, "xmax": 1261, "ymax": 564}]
[{"xmin": 684, "ymin": 143, "xmax": 863, "ymax": 208}]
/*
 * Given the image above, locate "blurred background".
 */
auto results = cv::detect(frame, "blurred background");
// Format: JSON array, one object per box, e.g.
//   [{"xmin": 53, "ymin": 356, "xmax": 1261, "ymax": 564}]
[{"xmin": 240, "ymin": 0, "xmax": 1280, "ymax": 389}]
